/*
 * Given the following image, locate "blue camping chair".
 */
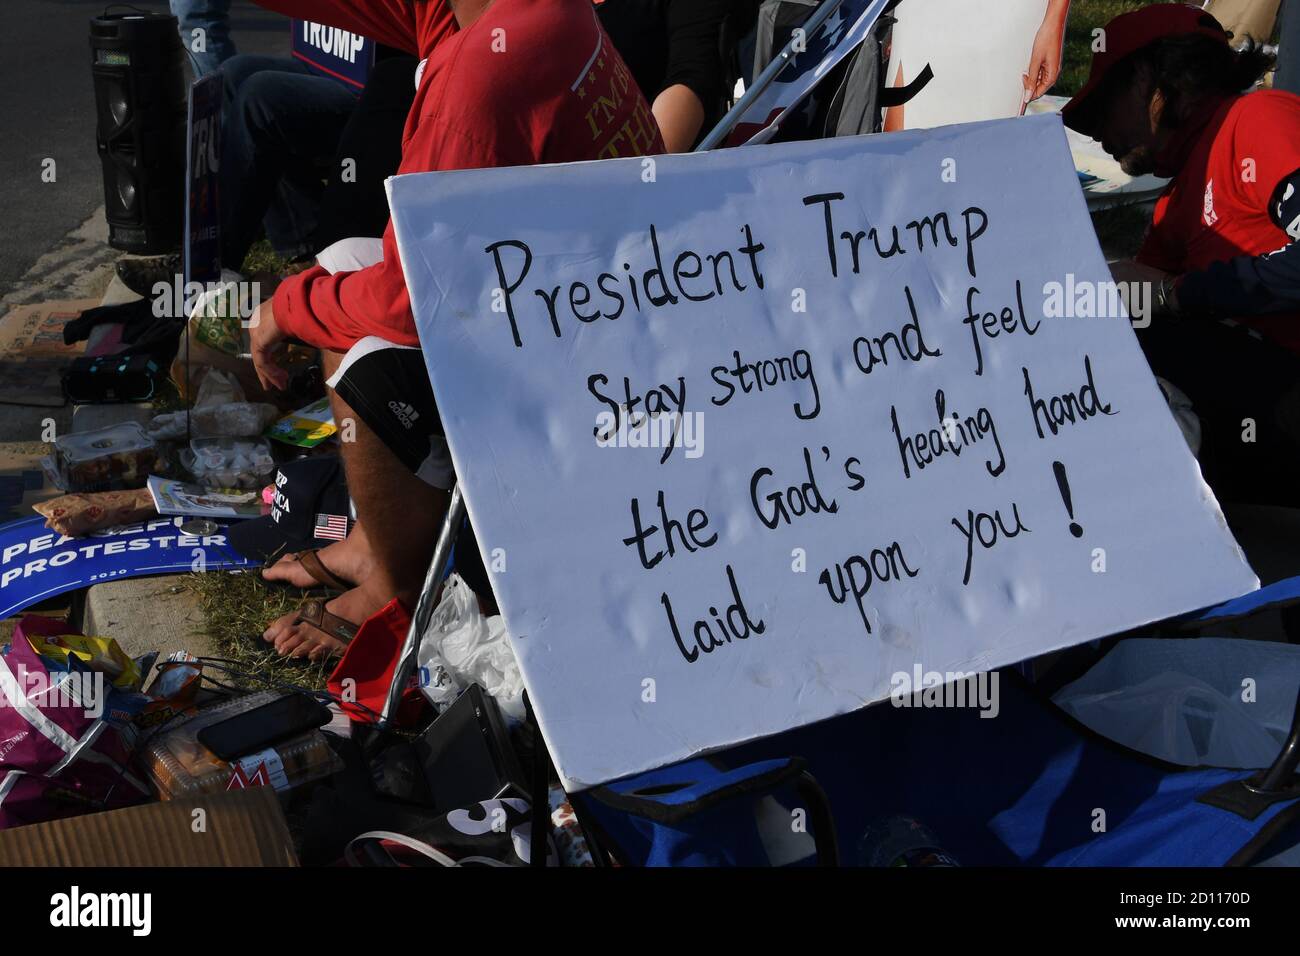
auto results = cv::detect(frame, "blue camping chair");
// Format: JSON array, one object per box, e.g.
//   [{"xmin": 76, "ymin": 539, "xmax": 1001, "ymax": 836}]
[
  {"xmin": 573, "ymin": 757, "xmax": 839, "ymax": 866},
  {"xmin": 717, "ymin": 668, "xmax": 1300, "ymax": 866},
  {"xmin": 395, "ymin": 484, "xmax": 1300, "ymax": 866},
  {"xmin": 568, "ymin": 579, "xmax": 1300, "ymax": 867}
]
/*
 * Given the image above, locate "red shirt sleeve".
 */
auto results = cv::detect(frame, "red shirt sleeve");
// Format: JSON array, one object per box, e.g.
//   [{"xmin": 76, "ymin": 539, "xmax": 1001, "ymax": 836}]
[
  {"xmin": 1227, "ymin": 92, "xmax": 1300, "ymax": 217},
  {"xmin": 271, "ymin": 1, "xmax": 649, "ymax": 352},
  {"xmin": 272, "ymin": 229, "xmax": 415, "ymax": 350}
]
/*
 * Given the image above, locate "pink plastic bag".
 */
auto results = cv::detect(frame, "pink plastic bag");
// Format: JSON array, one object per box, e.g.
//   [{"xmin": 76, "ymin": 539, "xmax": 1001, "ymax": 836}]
[{"xmin": 0, "ymin": 617, "xmax": 151, "ymax": 830}]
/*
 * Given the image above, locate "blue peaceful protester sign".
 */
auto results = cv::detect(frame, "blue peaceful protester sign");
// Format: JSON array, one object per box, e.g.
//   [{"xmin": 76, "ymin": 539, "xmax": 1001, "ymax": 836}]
[{"xmin": 0, "ymin": 515, "xmax": 253, "ymax": 619}]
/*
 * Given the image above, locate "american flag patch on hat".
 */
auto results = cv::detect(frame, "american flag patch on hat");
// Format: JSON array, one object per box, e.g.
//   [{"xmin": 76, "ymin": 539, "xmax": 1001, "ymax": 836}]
[{"xmin": 314, "ymin": 513, "xmax": 349, "ymax": 541}]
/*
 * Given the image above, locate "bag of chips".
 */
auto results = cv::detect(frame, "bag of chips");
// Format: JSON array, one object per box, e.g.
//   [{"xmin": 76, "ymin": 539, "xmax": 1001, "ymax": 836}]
[{"xmin": 33, "ymin": 488, "xmax": 156, "ymax": 536}]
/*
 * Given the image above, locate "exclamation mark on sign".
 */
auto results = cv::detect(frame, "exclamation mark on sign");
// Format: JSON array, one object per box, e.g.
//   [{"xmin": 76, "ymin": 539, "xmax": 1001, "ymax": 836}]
[{"xmin": 1053, "ymin": 460, "xmax": 1083, "ymax": 538}]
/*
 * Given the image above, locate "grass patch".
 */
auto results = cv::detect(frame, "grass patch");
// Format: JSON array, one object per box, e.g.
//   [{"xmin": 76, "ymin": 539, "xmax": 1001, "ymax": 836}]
[
  {"xmin": 240, "ymin": 239, "xmax": 292, "ymax": 278},
  {"xmin": 182, "ymin": 570, "xmax": 332, "ymax": 691}
]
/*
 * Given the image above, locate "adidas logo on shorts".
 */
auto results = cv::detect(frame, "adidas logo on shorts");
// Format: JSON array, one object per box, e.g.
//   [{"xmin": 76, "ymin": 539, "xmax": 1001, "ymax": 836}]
[{"xmin": 389, "ymin": 400, "xmax": 420, "ymax": 429}]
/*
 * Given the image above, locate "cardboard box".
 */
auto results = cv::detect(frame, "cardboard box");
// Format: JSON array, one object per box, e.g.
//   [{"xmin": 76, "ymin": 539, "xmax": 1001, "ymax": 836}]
[
  {"xmin": 0, "ymin": 787, "xmax": 299, "ymax": 866},
  {"xmin": 0, "ymin": 299, "xmax": 98, "ymax": 408}
]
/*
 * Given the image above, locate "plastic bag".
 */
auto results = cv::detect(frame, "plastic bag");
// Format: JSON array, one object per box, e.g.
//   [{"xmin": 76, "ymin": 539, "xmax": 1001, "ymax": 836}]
[
  {"xmin": 418, "ymin": 573, "xmax": 524, "ymax": 722},
  {"xmin": 195, "ymin": 367, "xmax": 245, "ymax": 405},
  {"xmin": 148, "ymin": 401, "xmax": 279, "ymax": 441},
  {"xmin": 149, "ymin": 368, "xmax": 278, "ymax": 441},
  {"xmin": 1054, "ymin": 637, "xmax": 1300, "ymax": 769}
]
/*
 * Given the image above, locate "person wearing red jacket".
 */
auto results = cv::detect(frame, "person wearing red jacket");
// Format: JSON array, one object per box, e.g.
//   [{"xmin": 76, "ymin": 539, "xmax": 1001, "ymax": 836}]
[
  {"xmin": 1064, "ymin": 4, "xmax": 1300, "ymax": 507},
  {"xmin": 249, "ymin": 0, "xmax": 665, "ymax": 659}
]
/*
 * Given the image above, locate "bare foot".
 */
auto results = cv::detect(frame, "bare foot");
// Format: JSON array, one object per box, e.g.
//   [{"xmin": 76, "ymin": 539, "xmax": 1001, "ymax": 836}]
[
  {"xmin": 262, "ymin": 524, "xmax": 375, "ymax": 589},
  {"xmin": 262, "ymin": 578, "xmax": 392, "ymax": 662}
]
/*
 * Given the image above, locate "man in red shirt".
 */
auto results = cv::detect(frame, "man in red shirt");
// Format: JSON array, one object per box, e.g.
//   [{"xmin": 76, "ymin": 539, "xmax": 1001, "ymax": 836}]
[
  {"xmin": 247, "ymin": 0, "xmax": 665, "ymax": 658},
  {"xmin": 1064, "ymin": 3, "xmax": 1300, "ymax": 507}
]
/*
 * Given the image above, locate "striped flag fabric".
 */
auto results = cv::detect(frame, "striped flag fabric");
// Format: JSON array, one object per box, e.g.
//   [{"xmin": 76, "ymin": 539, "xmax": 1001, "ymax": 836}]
[{"xmin": 314, "ymin": 512, "xmax": 349, "ymax": 541}]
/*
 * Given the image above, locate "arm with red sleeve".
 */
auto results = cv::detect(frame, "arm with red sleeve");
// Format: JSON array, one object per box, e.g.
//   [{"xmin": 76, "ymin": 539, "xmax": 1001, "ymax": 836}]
[
  {"xmin": 271, "ymin": 95, "xmax": 539, "ymax": 353},
  {"xmin": 1175, "ymin": 95, "xmax": 1300, "ymax": 317}
]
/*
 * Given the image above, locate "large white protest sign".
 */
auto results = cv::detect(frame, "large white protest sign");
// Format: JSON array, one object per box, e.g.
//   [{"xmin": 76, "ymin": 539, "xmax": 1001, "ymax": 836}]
[{"xmin": 388, "ymin": 114, "xmax": 1257, "ymax": 791}]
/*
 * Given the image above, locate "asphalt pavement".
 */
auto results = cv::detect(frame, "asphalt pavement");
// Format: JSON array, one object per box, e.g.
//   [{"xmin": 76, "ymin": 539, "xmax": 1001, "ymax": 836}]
[{"xmin": 0, "ymin": 0, "xmax": 291, "ymax": 299}]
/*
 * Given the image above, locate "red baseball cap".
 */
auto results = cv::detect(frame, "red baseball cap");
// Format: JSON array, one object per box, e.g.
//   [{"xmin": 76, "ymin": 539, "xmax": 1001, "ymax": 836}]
[{"xmin": 1062, "ymin": 3, "xmax": 1230, "ymax": 134}]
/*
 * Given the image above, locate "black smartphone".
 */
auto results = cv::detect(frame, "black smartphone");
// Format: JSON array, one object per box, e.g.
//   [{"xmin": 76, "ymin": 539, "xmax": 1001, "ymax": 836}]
[{"xmin": 197, "ymin": 693, "xmax": 332, "ymax": 761}]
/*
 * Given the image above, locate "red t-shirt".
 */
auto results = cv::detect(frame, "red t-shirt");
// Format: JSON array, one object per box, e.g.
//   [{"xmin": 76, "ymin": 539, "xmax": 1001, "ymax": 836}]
[
  {"xmin": 1137, "ymin": 91, "xmax": 1300, "ymax": 352},
  {"xmin": 262, "ymin": 0, "xmax": 665, "ymax": 352}
]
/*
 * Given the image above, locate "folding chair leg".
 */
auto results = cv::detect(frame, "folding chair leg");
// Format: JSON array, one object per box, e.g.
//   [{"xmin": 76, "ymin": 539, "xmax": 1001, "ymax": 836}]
[
  {"xmin": 379, "ymin": 483, "xmax": 466, "ymax": 727},
  {"xmin": 525, "ymin": 691, "xmax": 551, "ymax": 867},
  {"xmin": 1251, "ymin": 687, "xmax": 1300, "ymax": 794}
]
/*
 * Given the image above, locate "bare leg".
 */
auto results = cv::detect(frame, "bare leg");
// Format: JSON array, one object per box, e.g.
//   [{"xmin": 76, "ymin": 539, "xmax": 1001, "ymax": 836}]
[
  {"xmin": 262, "ymin": 521, "xmax": 376, "ymax": 588},
  {"xmin": 263, "ymin": 350, "xmax": 449, "ymax": 659}
]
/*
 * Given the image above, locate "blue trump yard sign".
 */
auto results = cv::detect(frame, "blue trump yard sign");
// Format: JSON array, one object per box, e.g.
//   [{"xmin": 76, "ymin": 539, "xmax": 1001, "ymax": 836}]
[{"xmin": 291, "ymin": 19, "xmax": 375, "ymax": 91}]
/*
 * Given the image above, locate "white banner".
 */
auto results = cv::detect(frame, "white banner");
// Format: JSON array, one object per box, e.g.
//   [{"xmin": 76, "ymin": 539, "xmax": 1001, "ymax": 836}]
[{"xmin": 388, "ymin": 115, "xmax": 1257, "ymax": 790}]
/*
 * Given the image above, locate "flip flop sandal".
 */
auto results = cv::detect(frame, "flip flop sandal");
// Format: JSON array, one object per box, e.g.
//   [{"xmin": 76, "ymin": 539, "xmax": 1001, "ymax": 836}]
[
  {"xmin": 283, "ymin": 597, "xmax": 360, "ymax": 663},
  {"xmin": 260, "ymin": 549, "xmax": 351, "ymax": 593},
  {"xmin": 240, "ymin": 598, "xmax": 360, "ymax": 665}
]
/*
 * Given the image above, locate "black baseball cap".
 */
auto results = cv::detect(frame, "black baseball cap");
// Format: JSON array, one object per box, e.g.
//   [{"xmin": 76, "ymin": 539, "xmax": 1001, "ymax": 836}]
[{"xmin": 227, "ymin": 456, "xmax": 353, "ymax": 562}]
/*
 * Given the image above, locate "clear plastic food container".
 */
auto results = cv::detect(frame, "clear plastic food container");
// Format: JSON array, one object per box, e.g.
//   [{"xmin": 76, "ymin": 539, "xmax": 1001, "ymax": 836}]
[
  {"xmin": 54, "ymin": 422, "xmax": 159, "ymax": 491},
  {"xmin": 182, "ymin": 436, "xmax": 276, "ymax": 489},
  {"xmin": 140, "ymin": 691, "xmax": 342, "ymax": 800}
]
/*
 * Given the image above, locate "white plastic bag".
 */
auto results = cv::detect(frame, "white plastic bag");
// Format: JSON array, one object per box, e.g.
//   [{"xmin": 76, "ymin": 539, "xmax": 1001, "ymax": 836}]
[
  {"xmin": 148, "ymin": 401, "xmax": 279, "ymax": 441},
  {"xmin": 418, "ymin": 573, "xmax": 524, "ymax": 723},
  {"xmin": 148, "ymin": 368, "xmax": 277, "ymax": 441},
  {"xmin": 1054, "ymin": 638, "xmax": 1300, "ymax": 769}
]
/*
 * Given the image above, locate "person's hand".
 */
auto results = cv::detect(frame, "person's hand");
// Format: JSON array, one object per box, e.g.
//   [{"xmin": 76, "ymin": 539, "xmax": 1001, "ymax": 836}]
[
  {"xmin": 1109, "ymin": 259, "xmax": 1184, "ymax": 324},
  {"xmin": 249, "ymin": 299, "xmax": 290, "ymax": 391},
  {"xmin": 1023, "ymin": 16, "xmax": 1065, "ymax": 102}
]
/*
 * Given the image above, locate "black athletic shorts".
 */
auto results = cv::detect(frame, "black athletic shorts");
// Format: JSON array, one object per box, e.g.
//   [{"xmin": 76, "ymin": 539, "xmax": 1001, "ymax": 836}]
[{"xmin": 327, "ymin": 336, "xmax": 455, "ymax": 489}]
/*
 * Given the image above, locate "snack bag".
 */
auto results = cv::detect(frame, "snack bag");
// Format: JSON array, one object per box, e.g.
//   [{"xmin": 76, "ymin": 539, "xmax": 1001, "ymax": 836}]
[
  {"xmin": 132, "ymin": 652, "xmax": 204, "ymax": 731},
  {"xmin": 33, "ymin": 488, "xmax": 156, "ymax": 537},
  {"xmin": 23, "ymin": 631, "xmax": 142, "ymax": 689}
]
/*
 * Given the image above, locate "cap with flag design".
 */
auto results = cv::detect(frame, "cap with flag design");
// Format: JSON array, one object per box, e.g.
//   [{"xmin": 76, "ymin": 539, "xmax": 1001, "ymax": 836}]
[{"xmin": 228, "ymin": 455, "xmax": 353, "ymax": 562}]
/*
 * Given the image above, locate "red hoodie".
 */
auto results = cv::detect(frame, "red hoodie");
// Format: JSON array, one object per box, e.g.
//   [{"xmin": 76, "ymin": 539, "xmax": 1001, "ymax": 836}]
[{"xmin": 259, "ymin": 0, "xmax": 665, "ymax": 352}]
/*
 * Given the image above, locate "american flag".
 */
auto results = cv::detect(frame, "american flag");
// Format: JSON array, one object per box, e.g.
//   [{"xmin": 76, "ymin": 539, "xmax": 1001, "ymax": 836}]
[{"xmin": 314, "ymin": 513, "xmax": 349, "ymax": 541}]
